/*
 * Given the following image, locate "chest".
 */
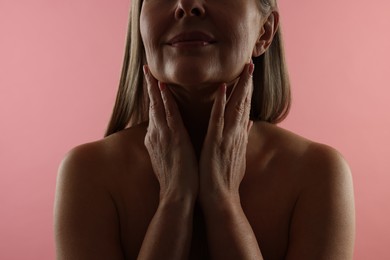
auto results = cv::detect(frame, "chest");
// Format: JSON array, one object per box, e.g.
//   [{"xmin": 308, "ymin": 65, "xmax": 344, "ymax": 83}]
[{"xmin": 112, "ymin": 163, "xmax": 298, "ymax": 260}]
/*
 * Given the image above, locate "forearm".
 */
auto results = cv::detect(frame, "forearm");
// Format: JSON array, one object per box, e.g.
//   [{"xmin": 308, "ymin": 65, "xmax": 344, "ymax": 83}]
[
  {"xmin": 137, "ymin": 195, "xmax": 195, "ymax": 260},
  {"xmin": 202, "ymin": 196, "xmax": 263, "ymax": 260}
]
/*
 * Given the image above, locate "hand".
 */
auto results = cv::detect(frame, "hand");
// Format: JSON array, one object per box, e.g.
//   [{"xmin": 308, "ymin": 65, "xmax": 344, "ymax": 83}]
[
  {"xmin": 199, "ymin": 62, "xmax": 254, "ymax": 205},
  {"xmin": 143, "ymin": 65, "xmax": 199, "ymax": 202}
]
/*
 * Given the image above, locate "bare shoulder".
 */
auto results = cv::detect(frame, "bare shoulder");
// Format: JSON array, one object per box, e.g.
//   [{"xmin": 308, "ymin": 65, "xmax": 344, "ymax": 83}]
[
  {"xmin": 255, "ymin": 122, "xmax": 355, "ymax": 259},
  {"xmin": 58, "ymin": 121, "xmax": 148, "ymax": 176},
  {"xmin": 54, "ymin": 122, "xmax": 148, "ymax": 260},
  {"xmin": 255, "ymin": 122, "xmax": 352, "ymax": 179}
]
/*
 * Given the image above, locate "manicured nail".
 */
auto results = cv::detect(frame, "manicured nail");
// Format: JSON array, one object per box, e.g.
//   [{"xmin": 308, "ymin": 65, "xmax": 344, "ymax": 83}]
[
  {"xmin": 158, "ymin": 82, "xmax": 166, "ymax": 91},
  {"xmin": 143, "ymin": 65, "xmax": 148, "ymax": 75},
  {"xmin": 220, "ymin": 83, "xmax": 227, "ymax": 94},
  {"xmin": 248, "ymin": 120, "xmax": 254, "ymax": 132},
  {"xmin": 248, "ymin": 63, "xmax": 255, "ymax": 76}
]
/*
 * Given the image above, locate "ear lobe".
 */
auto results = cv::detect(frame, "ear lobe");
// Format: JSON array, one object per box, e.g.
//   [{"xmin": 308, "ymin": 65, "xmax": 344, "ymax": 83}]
[{"xmin": 252, "ymin": 11, "xmax": 279, "ymax": 57}]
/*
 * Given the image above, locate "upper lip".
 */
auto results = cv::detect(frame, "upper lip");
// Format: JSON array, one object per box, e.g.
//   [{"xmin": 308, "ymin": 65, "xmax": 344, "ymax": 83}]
[{"xmin": 167, "ymin": 31, "xmax": 216, "ymax": 45}]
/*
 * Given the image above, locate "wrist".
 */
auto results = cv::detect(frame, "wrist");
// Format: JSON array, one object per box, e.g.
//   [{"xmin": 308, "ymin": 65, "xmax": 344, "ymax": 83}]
[
  {"xmin": 160, "ymin": 190, "xmax": 197, "ymax": 208},
  {"xmin": 200, "ymin": 191, "xmax": 241, "ymax": 213}
]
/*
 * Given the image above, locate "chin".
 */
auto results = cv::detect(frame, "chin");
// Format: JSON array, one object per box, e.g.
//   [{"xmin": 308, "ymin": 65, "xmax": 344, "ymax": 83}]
[
  {"xmin": 149, "ymin": 58, "xmax": 243, "ymax": 87},
  {"xmin": 165, "ymin": 62, "xmax": 219, "ymax": 87}
]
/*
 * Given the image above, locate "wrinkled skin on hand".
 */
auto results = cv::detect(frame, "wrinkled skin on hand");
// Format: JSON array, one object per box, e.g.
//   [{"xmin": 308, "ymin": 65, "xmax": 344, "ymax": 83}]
[
  {"xmin": 144, "ymin": 65, "xmax": 199, "ymax": 202},
  {"xmin": 143, "ymin": 62, "xmax": 254, "ymax": 204},
  {"xmin": 199, "ymin": 62, "xmax": 254, "ymax": 204}
]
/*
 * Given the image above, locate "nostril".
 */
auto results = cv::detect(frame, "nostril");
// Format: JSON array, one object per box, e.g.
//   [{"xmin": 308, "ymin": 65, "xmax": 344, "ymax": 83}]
[
  {"xmin": 191, "ymin": 8, "xmax": 201, "ymax": 16},
  {"xmin": 176, "ymin": 8, "xmax": 185, "ymax": 19},
  {"xmin": 175, "ymin": 5, "xmax": 205, "ymax": 19}
]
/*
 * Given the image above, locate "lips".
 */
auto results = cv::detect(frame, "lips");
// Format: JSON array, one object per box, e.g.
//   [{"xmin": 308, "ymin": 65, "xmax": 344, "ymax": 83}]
[{"xmin": 168, "ymin": 31, "xmax": 216, "ymax": 46}]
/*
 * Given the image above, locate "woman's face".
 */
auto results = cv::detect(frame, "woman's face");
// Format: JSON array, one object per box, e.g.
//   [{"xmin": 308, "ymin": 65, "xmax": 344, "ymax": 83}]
[{"xmin": 140, "ymin": 0, "xmax": 264, "ymax": 88}]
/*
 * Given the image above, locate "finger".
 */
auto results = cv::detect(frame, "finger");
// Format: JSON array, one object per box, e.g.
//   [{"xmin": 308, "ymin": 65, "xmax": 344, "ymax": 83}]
[
  {"xmin": 159, "ymin": 82, "xmax": 185, "ymax": 132},
  {"xmin": 242, "ymin": 73, "xmax": 254, "ymax": 128},
  {"xmin": 206, "ymin": 84, "xmax": 227, "ymax": 141},
  {"xmin": 224, "ymin": 62, "xmax": 254, "ymax": 131},
  {"xmin": 143, "ymin": 65, "xmax": 167, "ymax": 129},
  {"xmin": 247, "ymin": 120, "xmax": 254, "ymax": 134}
]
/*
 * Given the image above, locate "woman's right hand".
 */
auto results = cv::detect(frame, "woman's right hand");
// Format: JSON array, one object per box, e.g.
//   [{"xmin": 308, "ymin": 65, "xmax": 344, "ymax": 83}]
[{"xmin": 143, "ymin": 65, "xmax": 199, "ymax": 203}]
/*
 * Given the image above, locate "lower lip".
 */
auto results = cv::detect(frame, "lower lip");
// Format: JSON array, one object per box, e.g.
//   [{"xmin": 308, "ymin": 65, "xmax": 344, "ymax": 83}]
[{"xmin": 171, "ymin": 41, "xmax": 213, "ymax": 47}]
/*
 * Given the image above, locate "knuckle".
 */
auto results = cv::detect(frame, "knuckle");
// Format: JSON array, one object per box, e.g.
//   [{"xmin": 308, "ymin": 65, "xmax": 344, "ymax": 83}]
[
  {"xmin": 220, "ymin": 139, "xmax": 229, "ymax": 152},
  {"xmin": 149, "ymin": 100, "xmax": 159, "ymax": 111},
  {"xmin": 160, "ymin": 128, "xmax": 170, "ymax": 140},
  {"xmin": 245, "ymin": 93, "xmax": 251, "ymax": 104},
  {"xmin": 213, "ymin": 109, "xmax": 224, "ymax": 122},
  {"xmin": 144, "ymin": 133, "xmax": 153, "ymax": 148},
  {"xmin": 145, "ymin": 128, "xmax": 171, "ymax": 147},
  {"xmin": 234, "ymin": 102, "xmax": 245, "ymax": 116},
  {"xmin": 215, "ymin": 117, "xmax": 224, "ymax": 128},
  {"xmin": 146, "ymin": 126, "xmax": 159, "ymax": 139},
  {"xmin": 145, "ymin": 130, "xmax": 155, "ymax": 141},
  {"xmin": 165, "ymin": 108, "xmax": 175, "ymax": 120}
]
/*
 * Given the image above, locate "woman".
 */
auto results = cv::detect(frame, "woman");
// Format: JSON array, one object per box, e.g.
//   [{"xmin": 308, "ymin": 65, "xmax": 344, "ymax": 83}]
[{"xmin": 54, "ymin": 0, "xmax": 355, "ymax": 259}]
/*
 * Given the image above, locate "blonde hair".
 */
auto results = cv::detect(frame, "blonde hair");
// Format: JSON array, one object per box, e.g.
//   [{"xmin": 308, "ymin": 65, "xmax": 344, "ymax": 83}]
[{"xmin": 105, "ymin": 0, "xmax": 291, "ymax": 137}]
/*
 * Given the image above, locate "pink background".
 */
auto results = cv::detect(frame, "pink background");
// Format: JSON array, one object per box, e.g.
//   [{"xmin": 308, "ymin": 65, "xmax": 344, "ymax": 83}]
[{"xmin": 1, "ymin": 0, "xmax": 389, "ymax": 259}]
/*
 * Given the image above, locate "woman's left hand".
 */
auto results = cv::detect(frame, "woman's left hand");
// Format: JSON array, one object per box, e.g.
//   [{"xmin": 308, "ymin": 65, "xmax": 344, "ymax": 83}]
[{"xmin": 199, "ymin": 62, "xmax": 255, "ymax": 206}]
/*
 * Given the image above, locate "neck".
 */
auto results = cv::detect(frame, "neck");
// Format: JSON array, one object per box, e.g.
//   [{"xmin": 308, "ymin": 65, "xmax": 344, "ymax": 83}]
[
  {"xmin": 168, "ymin": 82, "xmax": 235, "ymax": 159},
  {"xmin": 169, "ymin": 84, "xmax": 216, "ymax": 158}
]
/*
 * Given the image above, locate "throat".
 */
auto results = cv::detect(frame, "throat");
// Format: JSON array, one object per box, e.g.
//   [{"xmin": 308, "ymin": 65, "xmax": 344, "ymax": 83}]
[
  {"xmin": 182, "ymin": 116, "xmax": 209, "ymax": 160},
  {"xmin": 169, "ymin": 84, "xmax": 220, "ymax": 159},
  {"xmin": 175, "ymin": 99, "xmax": 213, "ymax": 160}
]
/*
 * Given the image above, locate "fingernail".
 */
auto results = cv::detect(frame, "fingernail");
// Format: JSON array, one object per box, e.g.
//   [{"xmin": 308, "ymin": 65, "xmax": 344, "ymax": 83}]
[
  {"xmin": 158, "ymin": 82, "xmax": 166, "ymax": 91},
  {"xmin": 248, "ymin": 63, "xmax": 255, "ymax": 76},
  {"xmin": 249, "ymin": 120, "xmax": 254, "ymax": 132},
  {"xmin": 220, "ymin": 83, "xmax": 226, "ymax": 94},
  {"xmin": 143, "ymin": 65, "xmax": 148, "ymax": 75}
]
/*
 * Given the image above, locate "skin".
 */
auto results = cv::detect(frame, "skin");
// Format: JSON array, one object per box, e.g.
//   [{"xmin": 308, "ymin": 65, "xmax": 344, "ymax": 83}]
[
  {"xmin": 139, "ymin": 0, "xmax": 273, "ymax": 157},
  {"xmin": 54, "ymin": 0, "xmax": 356, "ymax": 259},
  {"xmin": 140, "ymin": 0, "xmax": 264, "ymax": 86}
]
